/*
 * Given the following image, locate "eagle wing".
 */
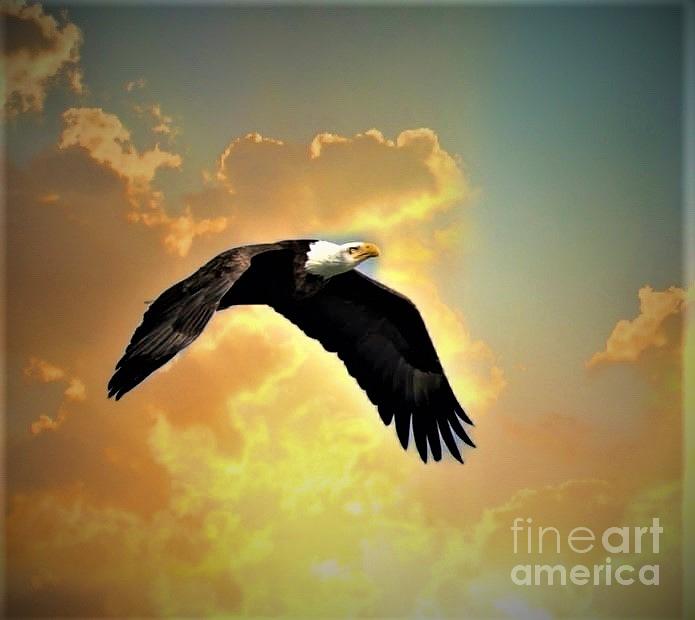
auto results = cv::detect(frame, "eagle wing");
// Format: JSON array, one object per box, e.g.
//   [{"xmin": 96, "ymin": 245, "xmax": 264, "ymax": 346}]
[
  {"xmin": 274, "ymin": 270, "xmax": 474, "ymax": 463},
  {"xmin": 108, "ymin": 248, "xmax": 256, "ymax": 400}
]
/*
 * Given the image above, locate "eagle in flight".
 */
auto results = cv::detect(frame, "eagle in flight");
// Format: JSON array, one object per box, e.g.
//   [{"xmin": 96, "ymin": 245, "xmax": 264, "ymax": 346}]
[{"xmin": 108, "ymin": 240, "xmax": 474, "ymax": 463}]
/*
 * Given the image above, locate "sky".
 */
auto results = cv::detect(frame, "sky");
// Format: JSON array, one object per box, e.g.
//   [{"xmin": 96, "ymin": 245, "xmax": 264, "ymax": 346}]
[{"xmin": 2, "ymin": 2, "xmax": 688, "ymax": 618}]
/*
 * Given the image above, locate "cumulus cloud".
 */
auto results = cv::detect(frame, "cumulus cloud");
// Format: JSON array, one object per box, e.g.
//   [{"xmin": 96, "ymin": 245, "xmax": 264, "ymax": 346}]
[
  {"xmin": 21, "ymin": 117, "xmax": 685, "ymax": 618},
  {"xmin": 587, "ymin": 285, "xmax": 686, "ymax": 368},
  {"xmin": 186, "ymin": 127, "xmax": 469, "ymax": 238},
  {"xmin": 2, "ymin": 1, "xmax": 84, "ymax": 116},
  {"xmin": 58, "ymin": 107, "xmax": 226, "ymax": 255},
  {"xmin": 6, "ymin": 112, "xmax": 504, "ymax": 614},
  {"xmin": 59, "ymin": 107, "xmax": 181, "ymax": 192},
  {"xmin": 8, "ymin": 397, "xmax": 681, "ymax": 617},
  {"xmin": 44, "ymin": 120, "xmax": 500, "ymax": 432}
]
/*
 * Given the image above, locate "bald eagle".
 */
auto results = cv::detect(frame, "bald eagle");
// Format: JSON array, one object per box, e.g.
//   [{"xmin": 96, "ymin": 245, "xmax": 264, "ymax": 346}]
[{"xmin": 108, "ymin": 240, "xmax": 474, "ymax": 463}]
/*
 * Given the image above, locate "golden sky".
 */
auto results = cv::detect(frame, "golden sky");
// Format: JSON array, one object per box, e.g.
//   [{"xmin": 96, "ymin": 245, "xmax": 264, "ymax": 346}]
[{"xmin": 3, "ymin": 2, "xmax": 687, "ymax": 618}]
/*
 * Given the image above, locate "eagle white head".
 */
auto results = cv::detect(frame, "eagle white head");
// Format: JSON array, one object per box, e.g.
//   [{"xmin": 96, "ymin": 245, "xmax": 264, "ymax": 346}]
[{"xmin": 305, "ymin": 240, "xmax": 380, "ymax": 278}]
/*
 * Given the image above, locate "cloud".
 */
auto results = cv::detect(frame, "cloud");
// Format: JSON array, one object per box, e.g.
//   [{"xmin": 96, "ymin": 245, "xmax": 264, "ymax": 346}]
[
  {"xmin": 587, "ymin": 285, "xmax": 686, "ymax": 368},
  {"xmin": 2, "ymin": 1, "xmax": 84, "ymax": 116},
  {"xmin": 59, "ymin": 107, "xmax": 181, "ymax": 193},
  {"xmin": 163, "ymin": 210, "xmax": 227, "ymax": 255},
  {"xmin": 58, "ymin": 107, "xmax": 226, "ymax": 255},
  {"xmin": 6, "ymin": 139, "xmax": 206, "ymax": 516},
  {"xmin": 66, "ymin": 66, "xmax": 85, "ymax": 95},
  {"xmin": 23, "ymin": 356, "xmax": 65, "ymax": 382},
  {"xmin": 150, "ymin": 103, "xmax": 178, "ymax": 136},
  {"xmin": 8, "ymin": 399, "xmax": 681, "ymax": 618},
  {"xmin": 465, "ymin": 477, "xmax": 681, "ymax": 618},
  {"xmin": 168, "ymin": 129, "xmax": 506, "ymax": 428},
  {"xmin": 127, "ymin": 203, "xmax": 228, "ymax": 257},
  {"xmin": 17, "ymin": 118, "xmax": 685, "ymax": 618},
  {"xmin": 64, "ymin": 377, "xmax": 86, "ymax": 402},
  {"xmin": 186, "ymin": 127, "xmax": 469, "ymax": 239},
  {"xmin": 125, "ymin": 77, "xmax": 146, "ymax": 92},
  {"xmin": 29, "ymin": 411, "xmax": 67, "ymax": 435},
  {"xmin": 5, "ymin": 140, "xmax": 505, "ymax": 612},
  {"xmin": 10, "ymin": 118, "xmax": 501, "ymax": 459},
  {"xmin": 23, "ymin": 357, "xmax": 86, "ymax": 435},
  {"xmin": 134, "ymin": 102, "xmax": 180, "ymax": 138}
]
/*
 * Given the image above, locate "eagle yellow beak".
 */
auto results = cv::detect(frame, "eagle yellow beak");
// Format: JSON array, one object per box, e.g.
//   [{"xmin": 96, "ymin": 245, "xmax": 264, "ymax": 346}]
[{"xmin": 357, "ymin": 243, "xmax": 380, "ymax": 259}]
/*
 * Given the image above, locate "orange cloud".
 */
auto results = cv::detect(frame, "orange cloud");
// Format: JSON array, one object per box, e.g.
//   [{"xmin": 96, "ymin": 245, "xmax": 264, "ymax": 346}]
[
  {"xmin": 23, "ymin": 357, "xmax": 86, "ymax": 401},
  {"xmin": 58, "ymin": 107, "xmax": 226, "ymax": 255},
  {"xmin": 23, "ymin": 357, "xmax": 86, "ymax": 435},
  {"xmin": 587, "ymin": 285, "xmax": 686, "ymax": 368},
  {"xmin": 187, "ymin": 127, "xmax": 469, "ymax": 239},
  {"xmin": 8, "ymin": 391, "xmax": 681, "ymax": 617},
  {"xmin": 59, "ymin": 107, "xmax": 181, "ymax": 193},
  {"xmin": 23, "ymin": 356, "xmax": 65, "ymax": 382},
  {"xmin": 2, "ymin": 1, "xmax": 84, "ymax": 116},
  {"xmin": 96, "ymin": 130, "xmax": 506, "ymax": 444},
  {"xmin": 64, "ymin": 377, "xmax": 86, "ymax": 402},
  {"xmin": 150, "ymin": 103, "xmax": 177, "ymax": 137},
  {"xmin": 24, "ymin": 113, "xmax": 687, "ymax": 618},
  {"xmin": 134, "ymin": 102, "xmax": 179, "ymax": 138},
  {"xmin": 29, "ymin": 410, "xmax": 67, "ymax": 435},
  {"xmin": 107, "ymin": 126, "xmax": 499, "ymax": 438},
  {"xmin": 127, "ymin": 204, "xmax": 228, "ymax": 257}
]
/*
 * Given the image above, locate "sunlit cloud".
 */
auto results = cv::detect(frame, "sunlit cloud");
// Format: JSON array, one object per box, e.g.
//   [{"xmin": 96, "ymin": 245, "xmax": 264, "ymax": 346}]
[
  {"xmin": 66, "ymin": 66, "xmax": 85, "ymax": 95},
  {"xmin": 58, "ymin": 106, "xmax": 226, "ymax": 256},
  {"xmin": 2, "ymin": 1, "xmax": 84, "ymax": 117},
  {"xmin": 186, "ymin": 127, "xmax": 469, "ymax": 240},
  {"xmin": 8, "ymin": 420, "xmax": 680, "ymax": 616},
  {"xmin": 23, "ymin": 357, "xmax": 87, "ymax": 435},
  {"xmin": 135, "ymin": 102, "xmax": 180, "ymax": 138},
  {"xmin": 29, "ymin": 410, "xmax": 67, "ymax": 435},
  {"xmin": 4, "ymin": 2, "xmax": 683, "ymax": 615},
  {"xmin": 23, "ymin": 356, "xmax": 65, "ymax": 383},
  {"xmin": 587, "ymin": 285, "xmax": 686, "ymax": 368},
  {"xmin": 59, "ymin": 107, "xmax": 182, "ymax": 194},
  {"xmin": 5, "ymin": 102, "xmax": 679, "ymax": 618},
  {"xmin": 180, "ymin": 127, "xmax": 496, "ymax": 408},
  {"xmin": 64, "ymin": 377, "xmax": 87, "ymax": 402}
]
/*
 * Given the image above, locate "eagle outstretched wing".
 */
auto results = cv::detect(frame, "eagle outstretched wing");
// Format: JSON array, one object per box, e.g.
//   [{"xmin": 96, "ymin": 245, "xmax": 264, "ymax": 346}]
[
  {"xmin": 107, "ymin": 249, "xmax": 254, "ymax": 400},
  {"xmin": 272, "ymin": 270, "xmax": 474, "ymax": 463}
]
